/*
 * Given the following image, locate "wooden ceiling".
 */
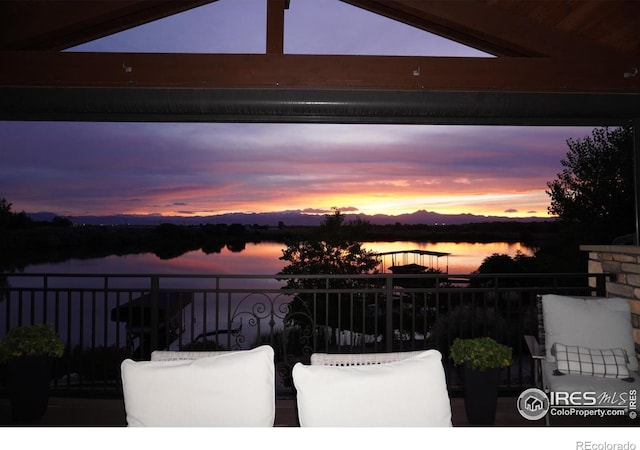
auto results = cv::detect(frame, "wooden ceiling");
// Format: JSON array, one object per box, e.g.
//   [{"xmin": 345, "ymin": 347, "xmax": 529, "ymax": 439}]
[
  {"xmin": 344, "ymin": 0, "xmax": 640, "ymax": 58},
  {"xmin": 0, "ymin": 1, "xmax": 214, "ymax": 51},
  {"xmin": 0, "ymin": 0, "xmax": 639, "ymax": 124}
]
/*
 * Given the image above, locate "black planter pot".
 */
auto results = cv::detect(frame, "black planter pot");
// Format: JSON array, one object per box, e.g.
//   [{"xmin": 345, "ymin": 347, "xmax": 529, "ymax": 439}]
[
  {"xmin": 462, "ymin": 364, "xmax": 500, "ymax": 425},
  {"xmin": 7, "ymin": 355, "xmax": 53, "ymax": 422}
]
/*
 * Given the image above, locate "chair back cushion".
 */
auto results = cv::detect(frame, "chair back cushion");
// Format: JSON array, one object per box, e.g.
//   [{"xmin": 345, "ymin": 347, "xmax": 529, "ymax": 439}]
[
  {"xmin": 121, "ymin": 345, "xmax": 275, "ymax": 426},
  {"xmin": 292, "ymin": 349, "xmax": 452, "ymax": 427},
  {"xmin": 541, "ymin": 294, "xmax": 637, "ymax": 371}
]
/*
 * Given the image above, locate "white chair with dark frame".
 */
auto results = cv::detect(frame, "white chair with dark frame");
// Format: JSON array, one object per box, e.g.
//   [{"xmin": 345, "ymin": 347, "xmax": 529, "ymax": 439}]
[{"xmin": 525, "ymin": 294, "xmax": 640, "ymax": 425}]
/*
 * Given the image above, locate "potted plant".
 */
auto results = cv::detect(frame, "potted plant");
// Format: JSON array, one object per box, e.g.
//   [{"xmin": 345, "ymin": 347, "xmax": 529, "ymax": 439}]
[
  {"xmin": 0, "ymin": 323, "xmax": 65, "ymax": 421},
  {"xmin": 450, "ymin": 336, "xmax": 512, "ymax": 425}
]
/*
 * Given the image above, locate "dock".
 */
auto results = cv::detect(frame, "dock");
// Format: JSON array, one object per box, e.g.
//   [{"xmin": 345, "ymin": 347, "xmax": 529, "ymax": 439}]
[{"xmin": 375, "ymin": 249, "xmax": 451, "ymax": 274}]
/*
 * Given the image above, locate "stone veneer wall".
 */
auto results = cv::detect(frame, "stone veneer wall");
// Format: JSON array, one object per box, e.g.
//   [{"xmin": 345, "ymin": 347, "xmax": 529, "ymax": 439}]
[{"xmin": 581, "ymin": 245, "xmax": 640, "ymax": 364}]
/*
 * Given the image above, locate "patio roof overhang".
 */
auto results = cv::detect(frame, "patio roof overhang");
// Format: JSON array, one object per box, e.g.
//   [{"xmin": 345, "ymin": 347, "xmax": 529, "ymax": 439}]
[{"xmin": 1, "ymin": 52, "xmax": 638, "ymax": 125}]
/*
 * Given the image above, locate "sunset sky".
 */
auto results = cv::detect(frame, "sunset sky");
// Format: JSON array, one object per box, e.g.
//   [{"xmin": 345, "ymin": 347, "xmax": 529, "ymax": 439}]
[{"xmin": 0, "ymin": 0, "xmax": 595, "ymax": 220}]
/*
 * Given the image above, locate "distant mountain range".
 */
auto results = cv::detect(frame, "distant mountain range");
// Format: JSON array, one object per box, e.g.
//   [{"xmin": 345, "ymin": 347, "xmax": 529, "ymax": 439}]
[{"xmin": 29, "ymin": 210, "xmax": 553, "ymax": 227}]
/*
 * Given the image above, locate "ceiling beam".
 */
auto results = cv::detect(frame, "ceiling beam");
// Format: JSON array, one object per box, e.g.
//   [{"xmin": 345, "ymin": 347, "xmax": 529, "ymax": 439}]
[
  {"xmin": 266, "ymin": 0, "xmax": 287, "ymax": 55},
  {"xmin": 1, "ymin": 51, "xmax": 638, "ymax": 93}
]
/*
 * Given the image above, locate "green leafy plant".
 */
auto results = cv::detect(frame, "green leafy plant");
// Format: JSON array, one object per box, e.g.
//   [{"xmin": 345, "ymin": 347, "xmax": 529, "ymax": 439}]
[
  {"xmin": 450, "ymin": 337, "xmax": 512, "ymax": 372},
  {"xmin": 0, "ymin": 324, "xmax": 64, "ymax": 363}
]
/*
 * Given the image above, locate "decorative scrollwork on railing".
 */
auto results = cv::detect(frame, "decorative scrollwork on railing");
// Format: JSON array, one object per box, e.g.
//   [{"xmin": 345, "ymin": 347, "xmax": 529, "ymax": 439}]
[{"xmin": 205, "ymin": 291, "xmax": 320, "ymax": 390}]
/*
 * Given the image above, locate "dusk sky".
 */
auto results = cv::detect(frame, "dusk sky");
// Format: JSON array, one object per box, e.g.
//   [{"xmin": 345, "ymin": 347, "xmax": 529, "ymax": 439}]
[{"xmin": 0, "ymin": 0, "xmax": 595, "ymax": 220}]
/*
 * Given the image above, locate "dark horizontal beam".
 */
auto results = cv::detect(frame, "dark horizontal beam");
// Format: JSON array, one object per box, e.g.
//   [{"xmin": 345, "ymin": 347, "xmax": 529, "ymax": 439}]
[
  {"xmin": 1, "ymin": 52, "xmax": 638, "ymax": 124},
  {"xmin": 1, "ymin": 86, "xmax": 638, "ymax": 126},
  {"xmin": 1, "ymin": 52, "xmax": 639, "ymax": 93}
]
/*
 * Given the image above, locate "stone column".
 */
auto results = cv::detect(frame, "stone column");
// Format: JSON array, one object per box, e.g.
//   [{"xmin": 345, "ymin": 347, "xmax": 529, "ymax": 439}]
[{"xmin": 581, "ymin": 245, "xmax": 640, "ymax": 366}]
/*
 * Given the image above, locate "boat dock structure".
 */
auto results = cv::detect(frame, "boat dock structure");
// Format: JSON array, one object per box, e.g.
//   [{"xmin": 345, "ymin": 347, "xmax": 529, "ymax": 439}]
[{"xmin": 375, "ymin": 249, "xmax": 450, "ymax": 274}]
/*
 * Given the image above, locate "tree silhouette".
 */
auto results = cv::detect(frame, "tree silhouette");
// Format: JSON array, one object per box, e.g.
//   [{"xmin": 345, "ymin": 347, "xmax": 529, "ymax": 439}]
[
  {"xmin": 0, "ymin": 198, "xmax": 15, "ymax": 228},
  {"xmin": 546, "ymin": 126, "xmax": 634, "ymax": 243},
  {"xmin": 279, "ymin": 210, "xmax": 380, "ymax": 336},
  {"xmin": 280, "ymin": 210, "xmax": 378, "ymax": 278},
  {"xmin": 0, "ymin": 197, "xmax": 31, "ymax": 230}
]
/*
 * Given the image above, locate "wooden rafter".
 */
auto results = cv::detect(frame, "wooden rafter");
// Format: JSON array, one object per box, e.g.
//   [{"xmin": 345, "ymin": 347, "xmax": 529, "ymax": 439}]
[
  {"xmin": 340, "ymin": 0, "xmax": 621, "ymax": 58},
  {"xmin": 0, "ymin": 0, "xmax": 217, "ymax": 51},
  {"xmin": 266, "ymin": 0, "xmax": 287, "ymax": 55}
]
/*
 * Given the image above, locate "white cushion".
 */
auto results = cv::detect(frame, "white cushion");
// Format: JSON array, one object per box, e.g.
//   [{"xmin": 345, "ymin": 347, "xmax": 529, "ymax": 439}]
[
  {"xmin": 121, "ymin": 345, "xmax": 275, "ymax": 427},
  {"xmin": 553, "ymin": 343, "xmax": 631, "ymax": 378},
  {"xmin": 541, "ymin": 294, "xmax": 637, "ymax": 371},
  {"xmin": 292, "ymin": 349, "xmax": 452, "ymax": 427}
]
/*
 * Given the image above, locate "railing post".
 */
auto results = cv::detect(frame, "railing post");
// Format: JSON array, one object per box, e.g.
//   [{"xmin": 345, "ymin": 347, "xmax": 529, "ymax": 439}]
[
  {"xmin": 150, "ymin": 275, "xmax": 159, "ymax": 353},
  {"xmin": 595, "ymin": 273, "xmax": 608, "ymax": 297},
  {"xmin": 42, "ymin": 274, "xmax": 49, "ymax": 325},
  {"xmin": 385, "ymin": 275, "xmax": 394, "ymax": 352}
]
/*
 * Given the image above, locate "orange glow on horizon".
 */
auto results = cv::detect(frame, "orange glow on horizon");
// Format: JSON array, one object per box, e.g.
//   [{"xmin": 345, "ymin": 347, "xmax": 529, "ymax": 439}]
[{"xmin": 120, "ymin": 189, "xmax": 553, "ymax": 220}]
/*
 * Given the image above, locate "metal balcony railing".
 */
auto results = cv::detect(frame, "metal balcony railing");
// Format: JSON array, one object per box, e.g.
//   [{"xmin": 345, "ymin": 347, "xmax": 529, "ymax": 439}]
[{"xmin": 0, "ymin": 272, "xmax": 609, "ymax": 397}]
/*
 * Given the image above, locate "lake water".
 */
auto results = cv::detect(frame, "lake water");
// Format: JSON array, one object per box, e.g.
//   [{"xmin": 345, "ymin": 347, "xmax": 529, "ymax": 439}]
[{"xmin": 21, "ymin": 240, "xmax": 533, "ymax": 275}]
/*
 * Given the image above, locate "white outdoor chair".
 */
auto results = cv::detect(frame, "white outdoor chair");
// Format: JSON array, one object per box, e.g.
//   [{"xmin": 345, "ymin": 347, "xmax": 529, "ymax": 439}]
[
  {"xmin": 525, "ymin": 294, "xmax": 640, "ymax": 425},
  {"xmin": 120, "ymin": 345, "xmax": 276, "ymax": 426},
  {"xmin": 293, "ymin": 349, "xmax": 453, "ymax": 427}
]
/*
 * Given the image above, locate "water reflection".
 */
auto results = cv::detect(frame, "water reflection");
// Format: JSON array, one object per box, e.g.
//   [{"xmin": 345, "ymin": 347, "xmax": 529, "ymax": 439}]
[{"xmin": 20, "ymin": 241, "xmax": 533, "ymax": 275}]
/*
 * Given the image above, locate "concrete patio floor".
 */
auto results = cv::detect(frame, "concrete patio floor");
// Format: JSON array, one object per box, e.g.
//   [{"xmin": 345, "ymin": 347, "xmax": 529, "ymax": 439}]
[{"xmin": 1, "ymin": 396, "xmax": 636, "ymax": 427}]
